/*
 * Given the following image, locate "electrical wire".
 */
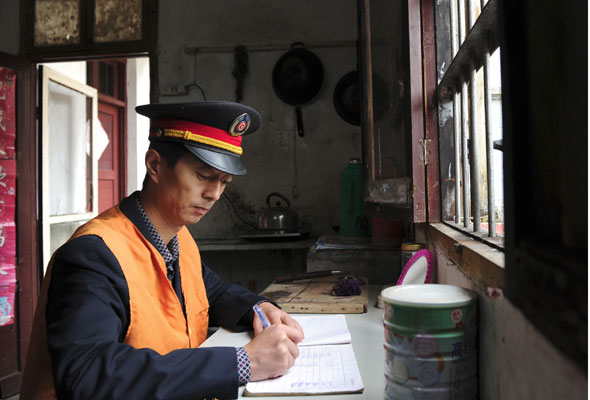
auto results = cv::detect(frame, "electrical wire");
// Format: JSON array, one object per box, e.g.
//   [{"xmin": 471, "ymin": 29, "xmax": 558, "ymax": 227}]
[
  {"xmin": 185, "ymin": 51, "xmax": 207, "ymax": 100},
  {"xmin": 222, "ymin": 192, "xmax": 258, "ymax": 229}
]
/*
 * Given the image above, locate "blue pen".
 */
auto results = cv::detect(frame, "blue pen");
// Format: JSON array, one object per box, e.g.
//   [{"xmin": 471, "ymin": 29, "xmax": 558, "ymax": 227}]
[{"xmin": 253, "ymin": 303, "xmax": 271, "ymax": 328}]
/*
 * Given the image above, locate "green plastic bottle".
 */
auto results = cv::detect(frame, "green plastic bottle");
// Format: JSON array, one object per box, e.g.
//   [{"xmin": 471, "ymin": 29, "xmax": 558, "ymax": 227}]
[{"xmin": 339, "ymin": 158, "xmax": 368, "ymax": 236}]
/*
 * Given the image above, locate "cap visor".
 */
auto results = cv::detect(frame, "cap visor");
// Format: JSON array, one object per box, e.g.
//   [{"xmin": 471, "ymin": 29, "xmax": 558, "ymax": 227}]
[{"xmin": 184, "ymin": 145, "xmax": 247, "ymax": 176}]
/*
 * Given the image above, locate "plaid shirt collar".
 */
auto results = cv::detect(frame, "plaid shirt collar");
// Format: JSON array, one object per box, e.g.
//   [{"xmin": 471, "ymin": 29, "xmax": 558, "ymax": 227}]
[{"xmin": 133, "ymin": 193, "xmax": 179, "ymax": 267}]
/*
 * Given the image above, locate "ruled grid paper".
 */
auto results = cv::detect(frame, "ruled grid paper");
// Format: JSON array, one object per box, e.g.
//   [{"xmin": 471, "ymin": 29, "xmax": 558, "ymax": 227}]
[{"xmin": 244, "ymin": 343, "xmax": 364, "ymax": 395}]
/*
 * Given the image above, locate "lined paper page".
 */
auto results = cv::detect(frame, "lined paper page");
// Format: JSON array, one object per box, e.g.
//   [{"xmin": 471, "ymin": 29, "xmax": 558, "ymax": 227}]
[
  {"xmin": 244, "ymin": 344, "xmax": 364, "ymax": 396},
  {"xmin": 293, "ymin": 314, "xmax": 352, "ymax": 346}
]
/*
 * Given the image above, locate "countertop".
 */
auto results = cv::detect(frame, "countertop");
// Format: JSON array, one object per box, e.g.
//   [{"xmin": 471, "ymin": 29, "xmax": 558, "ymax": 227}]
[{"xmin": 201, "ymin": 285, "xmax": 386, "ymax": 399}]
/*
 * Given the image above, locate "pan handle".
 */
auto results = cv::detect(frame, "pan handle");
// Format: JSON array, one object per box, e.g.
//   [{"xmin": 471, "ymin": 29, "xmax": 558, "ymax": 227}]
[{"xmin": 296, "ymin": 106, "xmax": 304, "ymax": 137}]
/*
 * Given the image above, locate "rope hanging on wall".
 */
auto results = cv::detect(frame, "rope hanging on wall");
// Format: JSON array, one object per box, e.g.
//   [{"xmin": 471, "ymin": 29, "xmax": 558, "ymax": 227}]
[{"xmin": 232, "ymin": 45, "xmax": 249, "ymax": 103}]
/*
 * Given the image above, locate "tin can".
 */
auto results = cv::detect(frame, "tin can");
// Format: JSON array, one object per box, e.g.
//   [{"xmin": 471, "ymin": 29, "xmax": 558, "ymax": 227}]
[
  {"xmin": 381, "ymin": 284, "xmax": 478, "ymax": 400},
  {"xmin": 400, "ymin": 243, "xmax": 425, "ymax": 269}
]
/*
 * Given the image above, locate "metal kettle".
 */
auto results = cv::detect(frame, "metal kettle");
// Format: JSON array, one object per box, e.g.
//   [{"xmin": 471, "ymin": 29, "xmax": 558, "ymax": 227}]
[{"xmin": 258, "ymin": 192, "xmax": 299, "ymax": 232}]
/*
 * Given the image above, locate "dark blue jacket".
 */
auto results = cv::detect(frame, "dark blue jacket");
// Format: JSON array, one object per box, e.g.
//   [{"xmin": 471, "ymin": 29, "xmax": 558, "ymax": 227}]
[{"xmin": 45, "ymin": 194, "xmax": 267, "ymax": 399}]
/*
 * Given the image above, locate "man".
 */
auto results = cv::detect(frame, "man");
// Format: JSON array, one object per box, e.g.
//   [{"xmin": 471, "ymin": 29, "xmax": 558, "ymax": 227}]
[{"xmin": 21, "ymin": 102, "xmax": 304, "ymax": 399}]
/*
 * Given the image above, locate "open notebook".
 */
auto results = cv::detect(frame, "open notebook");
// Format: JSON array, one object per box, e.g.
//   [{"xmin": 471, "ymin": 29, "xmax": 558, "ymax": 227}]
[{"xmin": 244, "ymin": 315, "xmax": 364, "ymax": 397}]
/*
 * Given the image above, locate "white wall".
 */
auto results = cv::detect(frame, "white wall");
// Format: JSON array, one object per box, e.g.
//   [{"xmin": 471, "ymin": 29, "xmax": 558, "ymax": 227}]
[
  {"xmin": 126, "ymin": 57, "xmax": 150, "ymax": 194},
  {"xmin": 431, "ymin": 243, "xmax": 587, "ymax": 400},
  {"xmin": 41, "ymin": 61, "xmax": 86, "ymax": 83}
]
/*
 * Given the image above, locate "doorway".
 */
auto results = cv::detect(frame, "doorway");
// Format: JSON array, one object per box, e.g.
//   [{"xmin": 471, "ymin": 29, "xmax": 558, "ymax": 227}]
[
  {"xmin": 88, "ymin": 59, "xmax": 126, "ymax": 213},
  {"xmin": 39, "ymin": 57, "xmax": 150, "ymax": 266}
]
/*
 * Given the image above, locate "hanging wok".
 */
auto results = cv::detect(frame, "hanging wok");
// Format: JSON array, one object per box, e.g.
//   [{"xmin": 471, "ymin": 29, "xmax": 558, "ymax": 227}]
[
  {"xmin": 333, "ymin": 70, "xmax": 361, "ymax": 126},
  {"xmin": 333, "ymin": 70, "xmax": 389, "ymax": 126},
  {"xmin": 272, "ymin": 45, "xmax": 324, "ymax": 137}
]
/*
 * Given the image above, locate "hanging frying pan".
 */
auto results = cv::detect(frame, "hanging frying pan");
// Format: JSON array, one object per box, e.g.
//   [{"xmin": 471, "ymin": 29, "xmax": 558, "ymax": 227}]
[
  {"xmin": 272, "ymin": 44, "xmax": 324, "ymax": 137},
  {"xmin": 333, "ymin": 70, "xmax": 389, "ymax": 126},
  {"xmin": 333, "ymin": 71, "xmax": 361, "ymax": 126}
]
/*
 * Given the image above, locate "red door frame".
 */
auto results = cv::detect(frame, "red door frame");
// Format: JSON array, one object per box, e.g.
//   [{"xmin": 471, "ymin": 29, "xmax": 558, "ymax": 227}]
[
  {"xmin": 407, "ymin": 0, "xmax": 440, "ymax": 223},
  {"xmin": 88, "ymin": 60, "xmax": 128, "ymax": 211},
  {"xmin": 0, "ymin": 52, "xmax": 38, "ymax": 397},
  {"xmin": 97, "ymin": 98, "xmax": 126, "ymax": 212}
]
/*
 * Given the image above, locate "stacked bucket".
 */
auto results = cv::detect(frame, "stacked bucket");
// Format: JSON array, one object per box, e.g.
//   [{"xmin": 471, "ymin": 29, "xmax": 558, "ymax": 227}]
[{"xmin": 381, "ymin": 284, "xmax": 478, "ymax": 399}]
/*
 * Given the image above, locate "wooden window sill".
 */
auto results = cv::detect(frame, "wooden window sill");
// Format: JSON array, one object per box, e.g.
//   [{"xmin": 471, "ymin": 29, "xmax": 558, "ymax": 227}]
[{"xmin": 427, "ymin": 222, "xmax": 505, "ymax": 289}]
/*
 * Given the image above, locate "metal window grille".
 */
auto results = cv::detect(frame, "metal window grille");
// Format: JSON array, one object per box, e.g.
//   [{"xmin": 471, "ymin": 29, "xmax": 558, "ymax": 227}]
[{"xmin": 436, "ymin": 0, "xmax": 504, "ymax": 246}]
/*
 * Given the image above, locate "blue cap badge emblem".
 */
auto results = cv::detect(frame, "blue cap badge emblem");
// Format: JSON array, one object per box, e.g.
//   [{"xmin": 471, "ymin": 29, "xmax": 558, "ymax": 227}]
[{"xmin": 229, "ymin": 113, "xmax": 251, "ymax": 137}]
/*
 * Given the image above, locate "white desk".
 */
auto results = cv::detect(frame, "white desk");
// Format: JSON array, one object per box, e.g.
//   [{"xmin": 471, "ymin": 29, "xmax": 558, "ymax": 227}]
[{"xmin": 201, "ymin": 285, "xmax": 386, "ymax": 399}]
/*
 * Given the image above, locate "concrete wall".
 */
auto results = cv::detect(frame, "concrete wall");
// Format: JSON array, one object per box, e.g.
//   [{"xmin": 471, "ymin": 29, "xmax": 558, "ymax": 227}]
[
  {"xmin": 158, "ymin": 0, "xmax": 361, "ymax": 238},
  {"xmin": 0, "ymin": 0, "xmax": 19, "ymax": 55},
  {"xmin": 424, "ymin": 232, "xmax": 587, "ymax": 400}
]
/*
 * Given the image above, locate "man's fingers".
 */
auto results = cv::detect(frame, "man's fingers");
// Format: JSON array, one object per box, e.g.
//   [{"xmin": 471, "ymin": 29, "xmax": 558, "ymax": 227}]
[
  {"xmin": 285, "ymin": 336, "xmax": 300, "ymax": 359},
  {"xmin": 284, "ymin": 324, "xmax": 304, "ymax": 344}
]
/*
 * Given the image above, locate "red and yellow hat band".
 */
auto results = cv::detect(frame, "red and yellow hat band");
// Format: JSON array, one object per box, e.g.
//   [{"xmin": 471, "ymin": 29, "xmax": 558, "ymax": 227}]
[{"xmin": 149, "ymin": 117, "xmax": 243, "ymax": 155}]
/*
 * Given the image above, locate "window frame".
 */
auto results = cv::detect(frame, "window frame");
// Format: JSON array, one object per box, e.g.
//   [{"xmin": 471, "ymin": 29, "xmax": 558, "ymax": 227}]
[
  {"xmin": 438, "ymin": 0, "xmax": 502, "ymax": 241},
  {"xmin": 39, "ymin": 65, "xmax": 99, "ymax": 269},
  {"xmin": 21, "ymin": 0, "xmax": 157, "ymax": 60},
  {"xmin": 414, "ymin": 0, "xmax": 586, "ymax": 372},
  {"xmin": 414, "ymin": 0, "xmax": 504, "ymax": 245},
  {"xmin": 405, "ymin": 0, "xmax": 505, "ymax": 287}
]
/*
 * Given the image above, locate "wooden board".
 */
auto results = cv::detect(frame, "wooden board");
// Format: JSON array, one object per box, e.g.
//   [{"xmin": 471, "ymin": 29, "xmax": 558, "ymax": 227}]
[{"xmin": 260, "ymin": 276, "xmax": 368, "ymax": 314}]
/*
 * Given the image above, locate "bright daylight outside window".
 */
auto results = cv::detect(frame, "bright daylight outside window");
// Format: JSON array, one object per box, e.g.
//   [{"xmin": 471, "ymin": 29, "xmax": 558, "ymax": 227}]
[{"xmin": 436, "ymin": 0, "xmax": 504, "ymax": 248}]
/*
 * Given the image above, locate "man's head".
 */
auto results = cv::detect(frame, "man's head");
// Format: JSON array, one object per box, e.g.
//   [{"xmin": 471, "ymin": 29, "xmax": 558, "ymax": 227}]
[{"xmin": 136, "ymin": 101, "xmax": 260, "ymax": 229}]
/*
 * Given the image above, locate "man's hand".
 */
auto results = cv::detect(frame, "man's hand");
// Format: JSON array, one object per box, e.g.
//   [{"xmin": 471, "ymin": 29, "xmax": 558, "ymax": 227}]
[
  {"xmin": 244, "ymin": 323, "xmax": 304, "ymax": 381},
  {"xmin": 246, "ymin": 302, "xmax": 305, "ymax": 381},
  {"xmin": 252, "ymin": 302, "xmax": 304, "ymax": 339}
]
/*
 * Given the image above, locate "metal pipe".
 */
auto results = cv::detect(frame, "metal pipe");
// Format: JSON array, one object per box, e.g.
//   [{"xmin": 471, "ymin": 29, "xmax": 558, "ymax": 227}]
[
  {"xmin": 483, "ymin": 40, "xmax": 496, "ymax": 236},
  {"xmin": 454, "ymin": 93, "xmax": 462, "ymax": 225},
  {"xmin": 467, "ymin": 0, "xmax": 476, "ymax": 30},
  {"xmin": 451, "ymin": 0, "xmax": 460, "ymax": 57},
  {"xmin": 469, "ymin": 66, "xmax": 481, "ymax": 232},
  {"xmin": 184, "ymin": 40, "xmax": 357, "ymax": 54},
  {"xmin": 450, "ymin": 0, "xmax": 462, "ymax": 224},
  {"xmin": 359, "ymin": 0, "xmax": 376, "ymax": 181},
  {"xmin": 461, "ymin": 79, "xmax": 470, "ymax": 227},
  {"xmin": 458, "ymin": 0, "xmax": 467, "ymax": 45}
]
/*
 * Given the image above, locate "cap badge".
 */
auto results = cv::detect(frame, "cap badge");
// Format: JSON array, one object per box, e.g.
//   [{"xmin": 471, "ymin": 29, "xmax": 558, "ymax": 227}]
[{"xmin": 229, "ymin": 113, "xmax": 251, "ymax": 137}]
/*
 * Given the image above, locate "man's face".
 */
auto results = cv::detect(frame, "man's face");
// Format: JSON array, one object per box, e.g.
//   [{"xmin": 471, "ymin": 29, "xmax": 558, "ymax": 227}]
[{"xmin": 155, "ymin": 154, "xmax": 232, "ymax": 227}]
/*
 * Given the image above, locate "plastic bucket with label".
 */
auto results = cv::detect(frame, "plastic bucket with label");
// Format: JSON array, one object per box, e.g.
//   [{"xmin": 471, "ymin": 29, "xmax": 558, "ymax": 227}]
[{"xmin": 381, "ymin": 284, "xmax": 478, "ymax": 399}]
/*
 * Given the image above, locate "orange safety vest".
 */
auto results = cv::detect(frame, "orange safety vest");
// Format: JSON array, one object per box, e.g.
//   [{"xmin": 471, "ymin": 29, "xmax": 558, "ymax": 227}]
[{"xmin": 20, "ymin": 206, "xmax": 210, "ymax": 400}]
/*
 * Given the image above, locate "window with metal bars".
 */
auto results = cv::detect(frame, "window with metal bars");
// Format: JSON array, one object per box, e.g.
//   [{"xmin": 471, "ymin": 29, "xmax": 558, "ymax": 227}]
[{"xmin": 436, "ymin": 0, "xmax": 504, "ymax": 247}]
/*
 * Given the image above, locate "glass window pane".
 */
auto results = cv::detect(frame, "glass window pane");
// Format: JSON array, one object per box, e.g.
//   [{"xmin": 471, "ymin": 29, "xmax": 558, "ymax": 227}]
[
  {"xmin": 94, "ymin": 0, "xmax": 142, "ymax": 43},
  {"xmin": 34, "ymin": 0, "xmax": 80, "ymax": 46},
  {"xmin": 49, "ymin": 220, "xmax": 86, "ymax": 255},
  {"xmin": 99, "ymin": 62, "xmax": 114, "ymax": 96},
  {"xmin": 47, "ymin": 80, "xmax": 92, "ymax": 216}
]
